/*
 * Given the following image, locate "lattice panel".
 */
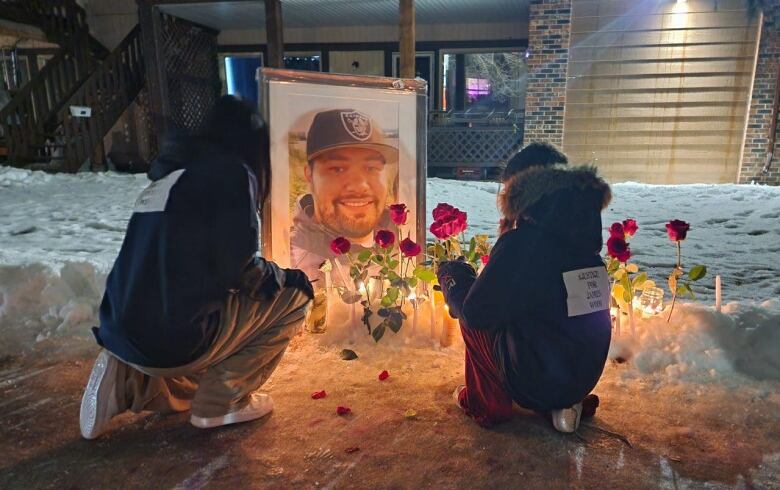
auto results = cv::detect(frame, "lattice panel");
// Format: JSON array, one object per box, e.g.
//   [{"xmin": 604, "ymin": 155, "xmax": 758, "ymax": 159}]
[
  {"xmin": 428, "ymin": 127, "xmax": 523, "ymax": 166},
  {"xmin": 160, "ymin": 14, "xmax": 219, "ymax": 133}
]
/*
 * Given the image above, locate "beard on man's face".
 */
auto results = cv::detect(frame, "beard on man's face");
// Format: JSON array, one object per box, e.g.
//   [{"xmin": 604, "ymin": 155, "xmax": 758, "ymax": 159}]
[{"xmin": 314, "ymin": 191, "xmax": 385, "ymax": 239}]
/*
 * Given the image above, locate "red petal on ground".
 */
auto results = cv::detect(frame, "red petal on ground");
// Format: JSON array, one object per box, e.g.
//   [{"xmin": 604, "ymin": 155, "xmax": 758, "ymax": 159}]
[
  {"xmin": 378, "ymin": 370, "xmax": 390, "ymax": 381},
  {"xmin": 336, "ymin": 406, "xmax": 352, "ymax": 416},
  {"xmin": 311, "ymin": 390, "xmax": 327, "ymax": 399},
  {"xmin": 345, "ymin": 447, "xmax": 360, "ymax": 454}
]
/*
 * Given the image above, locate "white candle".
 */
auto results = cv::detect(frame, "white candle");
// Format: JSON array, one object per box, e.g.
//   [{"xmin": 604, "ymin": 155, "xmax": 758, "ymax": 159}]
[
  {"xmin": 324, "ymin": 268, "xmax": 332, "ymax": 327},
  {"xmin": 715, "ymin": 275, "xmax": 722, "ymax": 312},
  {"xmin": 429, "ymin": 287, "xmax": 437, "ymax": 341},
  {"xmin": 614, "ymin": 306, "xmax": 621, "ymax": 337}
]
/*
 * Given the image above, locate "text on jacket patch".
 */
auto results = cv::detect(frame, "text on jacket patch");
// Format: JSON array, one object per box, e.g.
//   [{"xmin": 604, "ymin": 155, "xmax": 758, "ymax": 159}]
[
  {"xmin": 562, "ymin": 266, "xmax": 610, "ymax": 317},
  {"xmin": 133, "ymin": 169, "xmax": 186, "ymax": 214}
]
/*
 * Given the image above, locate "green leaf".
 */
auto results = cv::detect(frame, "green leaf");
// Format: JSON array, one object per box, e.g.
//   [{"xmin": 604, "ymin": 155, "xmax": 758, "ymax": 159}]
[
  {"xmin": 381, "ymin": 295, "xmax": 393, "ymax": 307},
  {"xmin": 408, "ymin": 277, "xmax": 418, "ymax": 288},
  {"xmin": 626, "ymin": 263, "xmax": 639, "ymax": 274},
  {"xmin": 468, "ymin": 237, "xmax": 477, "ymax": 257},
  {"xmin": 688, "ymin": 265, "xmax": 707, "ymax": 281},
  {"xmin": 387, "ymin": 316, "xmax": 403, "ymax": 333},
  {"xmin": 613, "ymin": 268, "xmax": 626, "ymax": 280},
  {"xmin": 387, "ymin": 287, "xmax": 399, "ymax": 303},
  {"xmin": 414, "ymin": 267, "xmax": 436, "ymax": 283},
  {"xmin": 387, "ymin": 271, "xmax": 400, "ymax": 282},
  {"xmin": 632, "ymin": 272, "xmax": 647, "ymax": 289},
  {"xmin": 607, "ymin": 258, "xmax": 620, "ymax": 275},
  {"xmin": 350, "ymin": 265, "xmax": 360, "ymax": 278},
  {"xmin": 387, "ymin": 259, "xmax": 399, "ymax": 269},
  {"xmin": 372, "ymin": 324, "xmax": 386, "ymax": 342},
  {"xmin": 435, "ymin": 243, "xmax": 446, "ymax": 260},
  {"xmin": 340, "ymin": 349, "xmax": 358, "ymax": 360},
  {"xmin": 357, "ymin": 250, "xmax": 372, "ymax": 262},
  {"xmin": 677, "ymin": 283, "xmax": 694, "ymax": 298},
  {"xmin": 620, "ymin": 271, "xmax": 632, "ymax": 296},
  {"xmin": 372, "ymin": 255, "xmax": 384, "ymax": 265}
]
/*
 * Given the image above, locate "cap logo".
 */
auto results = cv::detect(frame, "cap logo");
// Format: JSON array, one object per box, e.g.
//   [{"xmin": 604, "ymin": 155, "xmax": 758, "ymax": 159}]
[{"xmin": 340, "ymin": 111, "xmax": 372, "ymax": 141}]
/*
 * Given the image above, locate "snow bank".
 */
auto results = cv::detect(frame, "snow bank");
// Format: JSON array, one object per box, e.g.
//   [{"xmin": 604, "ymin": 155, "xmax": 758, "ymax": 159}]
[
  {"xmin": 609, "ymin": 302, "xmax": 780, "ymax": 383},
  {"xmin": 1, "ymin": 166, "xmax": 778, "ymax": 385},
  {"xmin": 0, "ymin": 262, "xmax": 105, "ymax": 354}
]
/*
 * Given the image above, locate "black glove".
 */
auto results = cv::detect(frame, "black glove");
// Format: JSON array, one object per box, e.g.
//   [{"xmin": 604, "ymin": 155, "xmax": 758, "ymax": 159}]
[
  {"xmin": 284, "ymin": 268, "xmax": 314, "ymax": 300},
  {"xmin": 242, "ymin": 259, "xmax": 281, "ymax": 301},
  {"xmin": 436, "ymin": 259, "xmax": 477, "ymax": 319}
]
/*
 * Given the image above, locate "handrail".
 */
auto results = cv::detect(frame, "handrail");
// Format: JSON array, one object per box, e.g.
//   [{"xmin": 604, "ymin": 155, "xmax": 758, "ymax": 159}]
[{"xmin": 60, "ymin": 25, "xmax": 144, "ymax": 171}]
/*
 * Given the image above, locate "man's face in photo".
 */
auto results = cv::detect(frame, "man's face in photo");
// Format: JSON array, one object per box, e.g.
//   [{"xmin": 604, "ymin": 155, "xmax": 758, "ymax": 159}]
[{"xmin": 305, "ymin": 147, "xmax": 390, "ymax": 239}]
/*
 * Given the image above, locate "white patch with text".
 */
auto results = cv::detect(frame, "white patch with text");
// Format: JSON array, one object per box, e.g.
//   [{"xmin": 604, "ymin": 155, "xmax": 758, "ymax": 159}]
[
  {"xmin": 133, "ymin": 169, "xmax": 185, "ymax": 214},
  {"xmin": 563, "ymin": 266, "xmax": 610, "ymax": 317}
]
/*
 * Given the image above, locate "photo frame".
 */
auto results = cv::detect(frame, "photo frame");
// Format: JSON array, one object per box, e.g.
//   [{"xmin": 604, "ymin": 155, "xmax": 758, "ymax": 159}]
[{"xmin": 257, "ymin": 68, "xmax": 428, "ymax": 285}]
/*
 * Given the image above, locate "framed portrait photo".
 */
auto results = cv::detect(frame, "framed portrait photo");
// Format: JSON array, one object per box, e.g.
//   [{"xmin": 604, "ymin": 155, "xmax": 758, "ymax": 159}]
[{"xmin": 258, "ymin": 68, "xmax": 427, "ymax": 287}]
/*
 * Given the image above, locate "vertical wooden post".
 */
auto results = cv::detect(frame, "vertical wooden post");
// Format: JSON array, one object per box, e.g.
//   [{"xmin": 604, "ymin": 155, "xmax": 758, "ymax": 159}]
[
  {"xmin": 138, "ymin": 0, "xmax": 170, "ymax": 147},
  {"xmin": 399, "ymin": 0, "xmax": 416, "ymax": 79},
  {"xmin": 265, "ymin": 0, "xmax": 284, "ymax": 68}
]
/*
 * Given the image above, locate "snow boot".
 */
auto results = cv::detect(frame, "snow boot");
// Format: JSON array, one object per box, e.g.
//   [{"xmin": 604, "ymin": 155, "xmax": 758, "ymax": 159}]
[
  {"xmin": 190, "ymin": 392, "xmax": 274, "ymax": 429},
  {"xmin": 552, "ymin": 402, "xmax": 582, "ymax": 434},
  {"xmin": 80, "ymin": 350, "xmax": 123, "ymax": 440}
]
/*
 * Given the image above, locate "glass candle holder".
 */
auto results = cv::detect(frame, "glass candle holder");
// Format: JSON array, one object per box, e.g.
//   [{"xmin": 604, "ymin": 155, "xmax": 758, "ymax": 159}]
[{"xmin": 638, "ymin": 287, "xmax": 665, "ymax": 317}]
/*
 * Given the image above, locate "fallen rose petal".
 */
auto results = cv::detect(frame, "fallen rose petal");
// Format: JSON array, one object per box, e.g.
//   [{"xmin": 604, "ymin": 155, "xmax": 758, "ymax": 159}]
[
  {"xmin": 311, "ymin": 390, "xmax": 327, "ymax": 399},
  {"xmin": 378, "ymin": 370, "xmax": 390, "ymax": 381},
  {"xmin": 345, "ymin": 447, "xmax": 360, "ymax": 454},
  {"xmin": 336, "ymin": 406, "xmax": 352, "ymax": 416}
]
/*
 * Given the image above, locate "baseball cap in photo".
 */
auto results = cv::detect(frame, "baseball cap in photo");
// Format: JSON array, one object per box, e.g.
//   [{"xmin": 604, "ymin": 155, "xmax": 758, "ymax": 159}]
[{"xmin": 306, "ymin": 109, "xmax": 398, "ymax": 164}]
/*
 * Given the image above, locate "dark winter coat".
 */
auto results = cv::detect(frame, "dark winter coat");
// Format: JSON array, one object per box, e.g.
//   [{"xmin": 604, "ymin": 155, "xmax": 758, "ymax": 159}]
[
  {"xmin": 437, "ymin": 165, "xmax": 613, "ymax": 411},
  {"xmin": 92, "ymin": 136, "xmax": 266, "ymax": 368}
]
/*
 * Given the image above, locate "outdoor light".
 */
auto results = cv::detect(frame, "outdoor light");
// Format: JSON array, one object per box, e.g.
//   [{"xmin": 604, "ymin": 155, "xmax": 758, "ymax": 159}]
[{"xmin": 638, "ymin": 287, "xmax": 665, "ymax": 317}]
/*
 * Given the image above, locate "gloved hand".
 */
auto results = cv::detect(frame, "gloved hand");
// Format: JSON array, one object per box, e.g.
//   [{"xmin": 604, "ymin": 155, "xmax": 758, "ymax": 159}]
[
  {"xmin": 242, "ymin": 258, "xmax": 282, "ymax": 301},
  {"xmin": 436, "ymin": 259, "xmax": 477, "ymax": 319},
  {"xmin": 283, "ymin": 268, "xmax": 314, "ymax": 300}
]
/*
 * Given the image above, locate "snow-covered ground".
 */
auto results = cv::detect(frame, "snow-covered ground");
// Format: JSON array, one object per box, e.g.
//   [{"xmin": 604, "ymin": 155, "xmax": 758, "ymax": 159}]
[{"xmin": 1, "ymin": 166, "xmax": 779, "ymax": 386}]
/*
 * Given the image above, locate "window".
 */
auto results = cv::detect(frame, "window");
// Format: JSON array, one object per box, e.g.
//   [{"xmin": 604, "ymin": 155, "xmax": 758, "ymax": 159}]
[{"xmin": 442, "ymin": 50, "xmax": 526, "ymax": 112}]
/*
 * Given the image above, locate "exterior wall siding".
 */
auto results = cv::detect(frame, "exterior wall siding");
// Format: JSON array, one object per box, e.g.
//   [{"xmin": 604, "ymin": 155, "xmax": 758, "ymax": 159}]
[
  {"xmin": 523, "ymin": 0, "xmax": 572, "ymax": 147},
  {"xmin": 740, "ymin": 0, "xmax": 780, "ymax": 185}
]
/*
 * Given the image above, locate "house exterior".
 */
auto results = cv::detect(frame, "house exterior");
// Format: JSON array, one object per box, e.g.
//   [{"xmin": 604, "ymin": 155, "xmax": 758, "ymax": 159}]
[{"xmin": 1, "ymin": 0, "xmax": 778, "ymax": 184}]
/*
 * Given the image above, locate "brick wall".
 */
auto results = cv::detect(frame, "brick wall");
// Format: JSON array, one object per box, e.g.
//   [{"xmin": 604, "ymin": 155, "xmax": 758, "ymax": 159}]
[
  {"xmin": 740, "ymin": 1, "xmax": 780, "ymax": 185},
  {"xmin": 523, "ymin": 0, "xmax": 572, "ymax": 147}
]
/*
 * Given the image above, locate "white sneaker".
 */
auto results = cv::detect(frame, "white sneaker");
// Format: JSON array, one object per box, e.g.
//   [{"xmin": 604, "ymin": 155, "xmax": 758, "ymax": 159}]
[
  {"xmin": 452, "ymin": 385, "xmax": 466, "ymax": 409},
  {"xmin": 80, "ymin": 350, "xmax": 123, "ymax": 440},
  {"xmin": 190, "ymin": 392, "xmax": 274, "ymax": 429},
  {"xmin": 552, "ymin": 402, "xmax": 583, "ymax": 434}
]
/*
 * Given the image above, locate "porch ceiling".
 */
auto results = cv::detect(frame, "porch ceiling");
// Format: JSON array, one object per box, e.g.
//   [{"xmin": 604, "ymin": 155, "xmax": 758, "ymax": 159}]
[{"xmin": 157, "ymin": 0, "xmax": 528, "ymax": 30}]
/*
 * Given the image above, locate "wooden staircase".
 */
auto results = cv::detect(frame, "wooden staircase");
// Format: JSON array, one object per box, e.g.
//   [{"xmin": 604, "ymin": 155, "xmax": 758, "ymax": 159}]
[{"xmin": 0, "ymin": 0, "xmax": 142, "ymax": 171}]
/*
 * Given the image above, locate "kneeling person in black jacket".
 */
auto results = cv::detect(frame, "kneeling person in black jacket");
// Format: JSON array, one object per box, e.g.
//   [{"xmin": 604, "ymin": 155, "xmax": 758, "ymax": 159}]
[
  {"xmin": 79, "ymin": 97, "xmax": 314, "ymax": 439},
  {"xmin": 437, "ymin": 164, "xmax": 612, "ymax": 432}
]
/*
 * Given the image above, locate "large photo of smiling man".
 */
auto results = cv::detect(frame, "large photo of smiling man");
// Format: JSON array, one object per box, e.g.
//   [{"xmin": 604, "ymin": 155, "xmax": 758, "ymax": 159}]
[{"xmin": 289, "ymin": 108, "xmax": 399, "ymax": 284}]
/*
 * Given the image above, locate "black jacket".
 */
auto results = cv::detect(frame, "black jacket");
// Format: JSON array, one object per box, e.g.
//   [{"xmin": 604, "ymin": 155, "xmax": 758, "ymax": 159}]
[
  {"xmin": 93, "ymin": 136, "xmax": 263, "ymax": 368},
  {"xmin": 438, "ymin": 165, "xmax": 613, "ymax": 411}
]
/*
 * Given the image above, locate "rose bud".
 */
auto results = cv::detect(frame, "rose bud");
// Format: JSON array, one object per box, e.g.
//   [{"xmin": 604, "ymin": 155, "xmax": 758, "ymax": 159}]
[
  {"xmin": 622, "ymin": 219, "xmax": 639, "ymax": 237},
  {"xmin": 400, "ymin": 237, "xmax": 422, "ymax": 257},
  {"xmin": 374, "ymin": 229, "xmax": 396, "ymax": 249},
  {"xmin": 389, "ymin": 203, "xmax": 408, "ymax": 226},
  {"xmin": 666, "ymin": 220, "xmax": 690, "ymax": 241},
  {"xmin": 607, "ymin": 237, "xmax": 632, "ymax": 263},
  {"xmin": 330, "ymin": 237, "xmax": 351, "ymax": 255}
]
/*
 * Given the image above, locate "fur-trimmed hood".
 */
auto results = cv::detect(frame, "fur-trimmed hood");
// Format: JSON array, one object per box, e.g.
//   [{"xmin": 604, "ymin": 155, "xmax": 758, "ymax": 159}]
[{"xmin": 499, "ymin": 165, "xmax": 612, "ymax": 254}]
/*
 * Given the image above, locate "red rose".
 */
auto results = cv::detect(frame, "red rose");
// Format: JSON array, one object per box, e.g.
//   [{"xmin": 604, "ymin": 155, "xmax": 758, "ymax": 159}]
[
  {"xmin": 452, "ymin": 210, "xmax": 468, "ymax": 235},
  {"xmin": 311, "ymin": 390, "xmax": 327, "ymax": 399},
  {"xmin": 430, "ymin": 220, "xmax": 449, "ymax": 240},
  {"xmin": 609, "ymin": 222, "xmax": 624, "ymax": 239},
  {"xmin": 378, "ymin": 370, "xmax": 389, "ymax": 381},
  {"xmin": 622, "ymin": 219, "xmax": 638, "ymax": 237},
  {"xmin": 330, "ymin": 237, "xmax": 351, "ymax": 255},
  {"xmin": 374, "ymin": 229, "xmax": 395, "ymax": 248},
  {"xmin": 666, "ymin": 220, "xmax": 690, "ymax": 241},
  {"xmin": 607, "ymin": 237, "xmax": 631, "ymax": 263},
  {"xmin": 432, "ymin": 203, "xmax": 455, "ymax": 221},
  {"xmin": 400, "ymin": 237, "xmax": 422, "ymax": 257},
  {"xmin": 481, "ymin": 254, "xmax": 490, "ymax": 265},
  {"xmin": 336, "ymin": 406, "xmax": 352, "ymax": 416},
  {"xmin": 389, "ymin": 203, "xmax": 408, "ymax": 226}
]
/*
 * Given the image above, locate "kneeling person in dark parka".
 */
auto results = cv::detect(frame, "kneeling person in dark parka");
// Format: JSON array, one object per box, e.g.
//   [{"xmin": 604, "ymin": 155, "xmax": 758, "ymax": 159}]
[
  {"xmin": 80, "ymin": 96, "xmax": 313, "ymax": 439},
  {"xmin": 438, "ymin": 164, "xmax": 612, "ymax": 432}
]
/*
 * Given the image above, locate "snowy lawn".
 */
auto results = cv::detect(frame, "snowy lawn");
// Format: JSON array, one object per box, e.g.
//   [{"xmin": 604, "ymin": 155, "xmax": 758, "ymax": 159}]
[{"xmin": 1, "ymin": 166, "xmax": 780, "ymax": 487}]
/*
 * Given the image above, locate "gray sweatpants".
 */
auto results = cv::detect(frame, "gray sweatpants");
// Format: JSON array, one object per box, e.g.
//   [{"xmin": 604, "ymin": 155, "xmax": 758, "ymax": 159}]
[{"xmin": 108, "ymin": 271, "xmax": 311, "ymax": 419}]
